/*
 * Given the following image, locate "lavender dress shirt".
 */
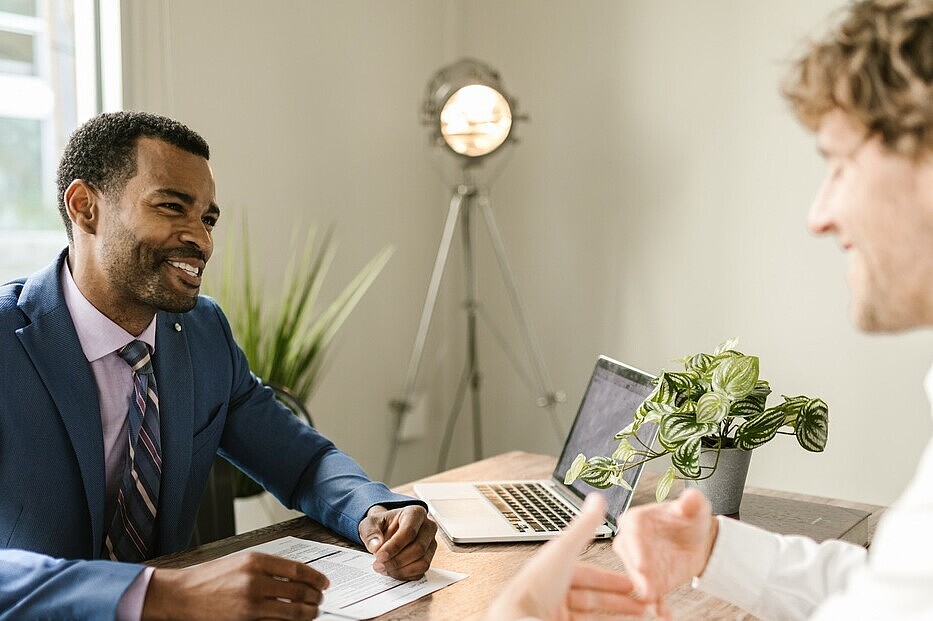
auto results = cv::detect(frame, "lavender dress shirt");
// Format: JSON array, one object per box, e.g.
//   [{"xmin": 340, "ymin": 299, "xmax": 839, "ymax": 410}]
[{"xmin": 61, "ymin": 264, "xmax": 156, "ymax": 620}]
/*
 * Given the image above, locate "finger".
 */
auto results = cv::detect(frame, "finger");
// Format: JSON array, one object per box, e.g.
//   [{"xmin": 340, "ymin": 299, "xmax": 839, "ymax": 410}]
[
  {"xmin": 257, "ymin": 597, "xmax": 320, "ymax": 620},
  {"xmin": 513, "ymin": 495, "xmax": 606, "ymax": 592},
  {"xmin": 566, "ymin": 564, "xmax": 647, "ymax": 615},
  {"xmin": 537, "ymin": 494, "xmax": 607, "ymax": 562},
  {"xmin": 374, "ymin": 525, "xmax": 437, "ymax": 573},
  {"xmin": 255, "ymin": 554, "xmax": 330, "ymax": 591},
  {"xmin": 613, "ymin": 512, "xmax": 657, "ymax": 601},
  {"xmin": 566, "ymin": 587, "xmax": 649, "ymax": 616},
  {"xmin": 359, "ymin": 508, "xmax": 390, "ymax": 553},
  {"xmin": 655, "ymin": 596, "xmax": 673, "ymax": 621},
  {"xmin": 375, "ymin": 507, "xmax": 428, "ymax": 561},
  {"xmin": 676, "ymin": 488, "xmax": 708, "ymax": 519},
  {"xmin": 375, "ymin": 537, "xmax": 437, "ymax": 580},
  {"xmin": 265, "ymin": 576, "xmax": 326, "ymax": 606},
  {"xmin": 570, "ymin": 563, "xmax": 638, "ymax": 592}
]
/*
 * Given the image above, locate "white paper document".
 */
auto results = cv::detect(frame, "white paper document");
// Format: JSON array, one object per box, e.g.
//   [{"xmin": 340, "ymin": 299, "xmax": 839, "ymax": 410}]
[{"xmin": 234, "ymin": 536, "xmax": 467, "ymax": 620}]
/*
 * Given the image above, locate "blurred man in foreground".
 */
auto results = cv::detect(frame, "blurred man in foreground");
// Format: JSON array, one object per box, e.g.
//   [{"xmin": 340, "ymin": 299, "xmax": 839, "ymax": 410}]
[{"xmin": 491, "ymin": 1, "xmax": 933, "ymax": 618}]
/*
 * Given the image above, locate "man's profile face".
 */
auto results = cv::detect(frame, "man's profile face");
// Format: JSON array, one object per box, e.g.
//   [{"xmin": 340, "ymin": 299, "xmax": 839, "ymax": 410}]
[
  {"xmin": 808, "ymin": 110, "xmax": 933, "ymax": 332},
  {"xmin": 92, "ymin": 136, "xmax": 219, "ymax": 319}
]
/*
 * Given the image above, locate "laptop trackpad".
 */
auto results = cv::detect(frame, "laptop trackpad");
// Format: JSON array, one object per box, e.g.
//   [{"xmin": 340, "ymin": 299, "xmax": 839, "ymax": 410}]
[{"xmin": 430, "ymin": 498, "xmax": 491, "ymax": 518}]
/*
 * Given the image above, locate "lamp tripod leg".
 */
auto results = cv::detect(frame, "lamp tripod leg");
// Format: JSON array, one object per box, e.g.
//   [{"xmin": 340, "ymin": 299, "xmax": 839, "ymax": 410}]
[
  {"xmin": 477, "ymin": 192, "xmax": 566, "ymax": 441},
  {"xmin": 384, "ymin": 188, "xmax": 468, "ymax": 481},
  {"xmin": 461, "ymin": 198, "xmax": 482, "ymax": 461},
  {"xmin": 436, "ymin": 360, "xmax": 473, "ymax": 471}
]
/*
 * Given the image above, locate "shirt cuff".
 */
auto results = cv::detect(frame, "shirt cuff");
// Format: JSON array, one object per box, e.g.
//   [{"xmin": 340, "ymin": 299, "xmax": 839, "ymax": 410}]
[
  {"xmin": 691, "ymin": 515, "xmax": 780, "ymax": 611},
  {"xmin": 116, "ymin": 566, "xmax": 155, "ymax": 621}
]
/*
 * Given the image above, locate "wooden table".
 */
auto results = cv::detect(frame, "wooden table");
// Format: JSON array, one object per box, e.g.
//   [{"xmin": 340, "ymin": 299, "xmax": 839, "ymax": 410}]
[{"xmin": 150, "ymin": 451, "xmax": 884, "ymax": 619}]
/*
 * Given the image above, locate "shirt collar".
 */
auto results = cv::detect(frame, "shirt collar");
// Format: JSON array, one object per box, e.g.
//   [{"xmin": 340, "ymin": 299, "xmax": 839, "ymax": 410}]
[{"xmin": 61, "ymin": 261, "xmax": 157, "ymax": 362}]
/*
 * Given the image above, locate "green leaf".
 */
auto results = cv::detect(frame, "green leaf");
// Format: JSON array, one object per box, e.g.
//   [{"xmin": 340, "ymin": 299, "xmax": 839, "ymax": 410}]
[
  {"xmin": 696, "ymin": 391, "xmax": 731, "ymax": 424},
  {"xmin": 656, "ymin": 466, "xmax": 677, "ymax": 502},
  {"xmin": 712, "ymin": 355, "xmax": 759, "ymax": 400},
  {"xmin": 651, "ymin": 372, "xmax": 679, "ymax": 405},
  {"xmin": 578, "ymin": 456, "xmax": 619, "ymax": 489},
  {"xmin": 564, "ymin": 453, "xmax": 587, "ymax": 484},
  {"xmin": 796, "ymin": 398, "xmax": 829, "ymax": 452},
  {"xmin": 672, "ymin": 436, "xmax": 702, "ymax": 478},
  {"xmin": 612, "ymin": 439, "xmax": 637, "ymax": 463},
  {"xmin": 658, "ymin": 411, "xmax": 718, "ymax": 450},
  {"xmin": 734, "ymin": 408, "xmax": 786, "ymax": 450},
  {"xmin": 730, "ymin": 394, "xmax": 765, "ymax": 420},
  {"xmin": 714, "ymin": 338, "xmax": 739, "ymax": 355},
  {"xmin": 751, "ymin": 380, "xmax": 772, "ymax": 402},
  {"xmin": 628, "ymin": 401, "xmax": 674, "ymax": 432},
  {"xmin": 684, "ymin": 353, "xmax": 714, "ymax": 375},
  {"xmin": 608, "ymin": 473, "xmax": 634, "ymax": 491},
  {"xmin": 731, "ymin": 380, "xmax": 770, "ymax": 419}
]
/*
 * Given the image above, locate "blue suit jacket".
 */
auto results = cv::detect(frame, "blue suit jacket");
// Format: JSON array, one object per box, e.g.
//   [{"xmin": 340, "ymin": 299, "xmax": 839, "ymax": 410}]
[{"xmin": 0, "ymin": 251, "xmax": 418, "ymax": 619}]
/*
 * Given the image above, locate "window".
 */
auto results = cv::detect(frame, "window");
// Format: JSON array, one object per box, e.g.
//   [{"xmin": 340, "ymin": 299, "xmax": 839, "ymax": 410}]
[{"xmin": 0, "ymin": 0, "xmax": 120, "ymax": 281}]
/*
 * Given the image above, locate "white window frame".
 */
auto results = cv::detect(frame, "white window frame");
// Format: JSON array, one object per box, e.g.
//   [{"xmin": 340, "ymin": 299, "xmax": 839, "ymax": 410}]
[{"xmin": 0, "ymin": 0, "xmax": 122, "ymax": 282}]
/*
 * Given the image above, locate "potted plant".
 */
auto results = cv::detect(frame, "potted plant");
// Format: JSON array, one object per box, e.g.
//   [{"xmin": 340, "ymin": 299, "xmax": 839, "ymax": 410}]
[
  {"xmin": 565, "ymin": 339, "xmax": 829, "ymax": 514},
  {"xmin": 213, "ymin": 224, "xmax": 393, "ymax": 497}
]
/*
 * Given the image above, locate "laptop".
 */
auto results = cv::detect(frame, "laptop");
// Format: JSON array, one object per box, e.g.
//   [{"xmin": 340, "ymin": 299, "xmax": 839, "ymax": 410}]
[{"xmin": 414, "ymin": 355, "xmax": 658, "ymax": 543}]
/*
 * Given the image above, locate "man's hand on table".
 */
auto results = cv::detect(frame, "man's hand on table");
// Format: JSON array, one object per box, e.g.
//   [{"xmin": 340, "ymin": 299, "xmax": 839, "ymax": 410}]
[
  {"xmin": 359, "ymin": 504, "xmax": 438, "ymax": 580},
  {"xmin": 144, "ymin": 551, "xmax": 329, "ymax": 620}
]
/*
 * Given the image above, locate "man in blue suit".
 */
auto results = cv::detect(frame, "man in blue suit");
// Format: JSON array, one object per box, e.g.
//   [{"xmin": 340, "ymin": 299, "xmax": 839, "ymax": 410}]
[{"xmin": 0, "ymin": 111, "xmax": 437, "ymax": 619}]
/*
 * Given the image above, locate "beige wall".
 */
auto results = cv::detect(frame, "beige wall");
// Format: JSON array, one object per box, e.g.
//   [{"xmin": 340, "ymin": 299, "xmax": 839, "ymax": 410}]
[{"xmin": 122, "ymin": 0, "xmax": 933, "ymax": 510}]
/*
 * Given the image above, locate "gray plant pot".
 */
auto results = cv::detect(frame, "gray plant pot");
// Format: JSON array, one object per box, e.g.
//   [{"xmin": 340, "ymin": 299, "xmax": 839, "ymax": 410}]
[{"xmin": 684, "ymin": 447, "xmax": 752, "ymax": 516}]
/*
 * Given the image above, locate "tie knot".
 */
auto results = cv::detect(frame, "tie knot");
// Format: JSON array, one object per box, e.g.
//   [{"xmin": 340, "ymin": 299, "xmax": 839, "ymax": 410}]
[{"xmin": 118, "ymin": 340, "xmax": 153, "ymax": 375}]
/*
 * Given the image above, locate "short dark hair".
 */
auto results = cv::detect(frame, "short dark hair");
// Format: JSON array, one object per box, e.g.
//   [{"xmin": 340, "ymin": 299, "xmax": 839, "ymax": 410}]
[
  {"xmin": 56, "ymin": 111, "xmax": 210, "ymax": 240},
  {"xmin": 782, "ymin": 0, "xmax": 933, "ymax": 156}
]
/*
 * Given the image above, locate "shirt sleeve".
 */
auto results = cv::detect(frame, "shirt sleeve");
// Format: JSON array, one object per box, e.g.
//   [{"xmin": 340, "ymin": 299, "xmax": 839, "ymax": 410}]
[
  {"xmin": 116, "ymin": 566, "xmax": 154, "ymax": 621},
  {"xmin": 693, "ymin": 516, "xmax": 866, "ymax": 621}
]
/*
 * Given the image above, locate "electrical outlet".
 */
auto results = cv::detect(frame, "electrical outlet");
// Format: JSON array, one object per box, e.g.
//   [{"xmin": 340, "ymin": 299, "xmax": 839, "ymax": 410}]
[{"xmin": 399, "ymin": 398, "xmax": 427, "ymax": 442}]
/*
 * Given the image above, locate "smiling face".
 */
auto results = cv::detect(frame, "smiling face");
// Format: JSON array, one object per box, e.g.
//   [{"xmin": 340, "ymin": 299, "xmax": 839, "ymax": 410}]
[
  {"xmin": 71, "ymin": 136, "xmax": 219, "ymax": 333},
  {"xmin": 809, "ymin": 109, "xmax": 933, "ymax": 332}
]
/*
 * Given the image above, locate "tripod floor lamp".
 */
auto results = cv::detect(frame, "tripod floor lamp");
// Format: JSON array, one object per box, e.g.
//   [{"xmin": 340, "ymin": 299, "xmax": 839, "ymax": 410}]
[{"xmin": 384, "ymin": 58, "xmax": 564, "ymax": 482}]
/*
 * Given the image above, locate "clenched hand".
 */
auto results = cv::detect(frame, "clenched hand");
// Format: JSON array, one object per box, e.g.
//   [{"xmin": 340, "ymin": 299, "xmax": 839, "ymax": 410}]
[{"xmin": 358, "ymin": 504, "xmax": 438, "ymax": 580}]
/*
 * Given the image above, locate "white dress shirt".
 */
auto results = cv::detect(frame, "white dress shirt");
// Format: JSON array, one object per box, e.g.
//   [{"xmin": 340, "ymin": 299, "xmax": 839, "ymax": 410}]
[{"xmin": 694, "ymin": 365, "xmax": 933, "ymax": 620}]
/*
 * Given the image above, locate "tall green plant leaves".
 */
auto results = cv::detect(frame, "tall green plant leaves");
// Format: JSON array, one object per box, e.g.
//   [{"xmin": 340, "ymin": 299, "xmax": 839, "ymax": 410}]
[
  {"xmin": 217, "ymin": 225, "xmax": 392, "ymax": 404},
  {"xmin": 211, "ymin": 224, "xmax": 392, "ymax": 497}
]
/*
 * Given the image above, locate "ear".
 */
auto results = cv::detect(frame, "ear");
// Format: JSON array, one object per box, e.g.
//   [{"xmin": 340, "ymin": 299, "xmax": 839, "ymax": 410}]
[{"xmin": 64, "ymin": 180, "xmax": 101, "ymax": 235}]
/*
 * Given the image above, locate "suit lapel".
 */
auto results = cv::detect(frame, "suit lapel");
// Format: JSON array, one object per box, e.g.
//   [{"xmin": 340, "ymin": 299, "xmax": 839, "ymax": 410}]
[
  {"xmin": 16, "ymin": 253, "xmax": 106, "ymax": 552},
  {"xmin": 152, "ymin": 312, "xmax": 194, "ymax": 552}
]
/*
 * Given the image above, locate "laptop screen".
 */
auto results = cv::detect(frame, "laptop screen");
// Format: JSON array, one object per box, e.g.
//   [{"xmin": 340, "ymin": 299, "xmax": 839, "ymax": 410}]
[{"xmin": 552, "ymin": 356, "xmax": 657, "ymax": 530}]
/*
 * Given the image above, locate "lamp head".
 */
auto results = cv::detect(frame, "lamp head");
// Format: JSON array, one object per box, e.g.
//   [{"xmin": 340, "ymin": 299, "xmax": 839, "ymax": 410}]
[{"xmin": 423, "ymin": 58, "xmax": 520, "ymax": 161}]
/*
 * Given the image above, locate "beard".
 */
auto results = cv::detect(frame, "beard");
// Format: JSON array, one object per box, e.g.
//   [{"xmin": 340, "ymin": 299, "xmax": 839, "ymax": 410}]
[{"xmin": 101, "ymin": 220, "xmax": 205, "ymax": 315}]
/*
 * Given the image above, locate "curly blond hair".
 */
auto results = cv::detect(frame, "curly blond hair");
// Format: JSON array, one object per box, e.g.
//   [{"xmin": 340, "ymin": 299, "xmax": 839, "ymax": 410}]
[{"xmin": 782, "ymin": 0, "xmax": 933, "ymax": 156}]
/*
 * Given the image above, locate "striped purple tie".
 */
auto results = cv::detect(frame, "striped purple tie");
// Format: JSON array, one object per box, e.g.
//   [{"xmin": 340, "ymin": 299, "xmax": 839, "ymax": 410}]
[{"xmin": 104, "ymin": 340, "xmax": 162, "ymax": 562}]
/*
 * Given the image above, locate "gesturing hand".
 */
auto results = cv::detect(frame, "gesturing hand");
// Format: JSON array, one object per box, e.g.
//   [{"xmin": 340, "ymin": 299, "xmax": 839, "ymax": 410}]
[
  {"xmin": 358, "ymin": 504, "xmax": 438, "ymax": 580},
  {"xmin": 613, "ymin": 488, "xmax": 719, "ymax": 617},
  {"xmin": 144, "ymin": 551, "xmax": 329, "ymax": 620},
  {"xmin": 486, "ymin": 494, "xmax": 648, "ymax": 621}
]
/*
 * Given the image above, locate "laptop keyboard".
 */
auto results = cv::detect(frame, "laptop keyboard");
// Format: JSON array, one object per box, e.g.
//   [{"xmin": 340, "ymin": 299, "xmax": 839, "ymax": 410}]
[{"xmin": 476, "ymin": 482, "xmax": 576, "ymax": 534}]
